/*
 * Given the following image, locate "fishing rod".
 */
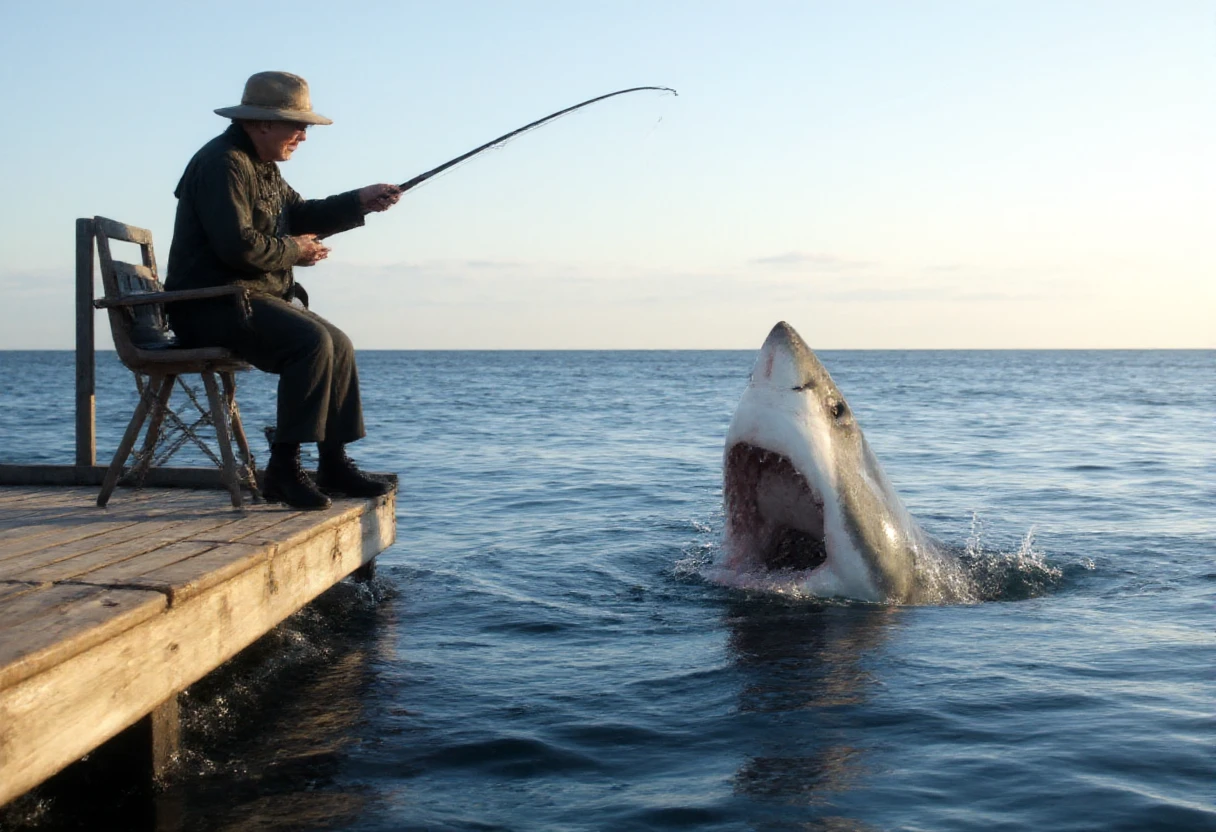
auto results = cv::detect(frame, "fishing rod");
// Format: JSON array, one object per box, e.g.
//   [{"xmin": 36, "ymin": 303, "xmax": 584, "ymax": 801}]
[
  {"xmin": 312, "ymin": 86, "xmax": 676, "ymax": 247},
  {"xmin": 397, "ymin": 85, "xmax": 678, "ymax": 193}
]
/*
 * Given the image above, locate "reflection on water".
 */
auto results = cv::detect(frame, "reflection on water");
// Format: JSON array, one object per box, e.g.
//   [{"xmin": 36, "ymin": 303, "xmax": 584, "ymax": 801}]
[
  {"xmin": 167, "ymin": 580, "xmax": 394, "ymax": 832},
  {"xmin": 171, "ymin": 653, "xmax": 371, "ymax": 831},
  {"xmin": 726, "ymin": 600, "xmax": 897, "ymax": 827}
]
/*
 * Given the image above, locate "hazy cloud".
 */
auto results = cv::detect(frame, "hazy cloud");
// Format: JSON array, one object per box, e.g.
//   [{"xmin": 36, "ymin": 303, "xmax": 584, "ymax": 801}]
[
  {"xmin": 0, "ymin": 267, "xmax": 73, "ymax": 299},
  {"xmin": 464, "ymin": 259, "xmax": 526, "ymax": 270},
  {"xmin": 750, "ymin": 251, "xmax": 874, "ymax": 271},
  {"xmin": 331, "ymin": 258, "xmax": 1045, "ymax": 310}
]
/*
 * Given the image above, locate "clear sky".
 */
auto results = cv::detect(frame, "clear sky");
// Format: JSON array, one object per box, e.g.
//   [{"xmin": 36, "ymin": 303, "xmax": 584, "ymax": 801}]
[{"xmin": 0, "ymin": 1, "xmax": 1211, "ymax": 349}]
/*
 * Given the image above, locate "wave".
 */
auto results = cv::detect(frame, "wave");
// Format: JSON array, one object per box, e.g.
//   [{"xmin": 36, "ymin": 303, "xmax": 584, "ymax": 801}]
[{"xmin": 690, "ymin": 513, "xmax": 1082, "ymax": 605}]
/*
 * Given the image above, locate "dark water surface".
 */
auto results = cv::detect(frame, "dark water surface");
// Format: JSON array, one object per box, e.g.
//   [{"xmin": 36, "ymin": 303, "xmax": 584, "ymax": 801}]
[{"xmin": 1, "ymin": 350, "xmax": 1213, "ymax": 831}]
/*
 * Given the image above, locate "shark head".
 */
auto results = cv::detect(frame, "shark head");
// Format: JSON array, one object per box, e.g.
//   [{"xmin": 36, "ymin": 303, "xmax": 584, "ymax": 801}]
[{"xmin": 723, "ymin": 322, "xmax": 954, "ymax": 603}]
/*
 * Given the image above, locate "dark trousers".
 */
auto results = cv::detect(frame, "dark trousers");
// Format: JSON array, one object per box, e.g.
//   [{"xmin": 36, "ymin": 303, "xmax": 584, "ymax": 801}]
[{"xmin": 169, "ymin": 295, "xmax": 366, "ymax": 446}]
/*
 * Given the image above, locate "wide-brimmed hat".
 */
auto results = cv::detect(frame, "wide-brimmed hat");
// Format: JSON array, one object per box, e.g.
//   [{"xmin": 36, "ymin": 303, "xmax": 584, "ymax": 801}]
[{"xmin": 214, "ymin": 71, "xmax": 333, "ymax": 125}]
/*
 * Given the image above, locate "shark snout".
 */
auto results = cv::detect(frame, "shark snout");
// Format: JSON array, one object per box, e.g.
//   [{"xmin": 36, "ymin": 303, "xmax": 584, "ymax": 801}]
[{"xmin": 754, "ymin": 322, "xmax": 823, "ymax": 390}]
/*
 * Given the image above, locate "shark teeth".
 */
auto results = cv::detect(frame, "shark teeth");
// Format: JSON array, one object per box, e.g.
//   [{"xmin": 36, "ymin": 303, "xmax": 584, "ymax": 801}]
[{"xmin": 723, "ymin": 442, "xmax": 828, "ymax": 573}]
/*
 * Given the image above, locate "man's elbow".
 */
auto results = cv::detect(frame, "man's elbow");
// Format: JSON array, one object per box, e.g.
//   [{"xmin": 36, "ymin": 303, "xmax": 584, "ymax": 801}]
[
  {"xmin": 216, "ymin": 246, "xmax": 267, "ymax": 273},
  {"xmin": 217, "ymin": 233, "xmax": 291, "ymax": 273}
]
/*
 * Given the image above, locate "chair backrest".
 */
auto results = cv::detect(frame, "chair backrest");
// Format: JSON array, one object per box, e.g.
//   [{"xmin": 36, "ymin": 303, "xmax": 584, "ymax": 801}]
[{"xmin": 93, "ymin": 215, "xmax": 175, "ymax": 366}]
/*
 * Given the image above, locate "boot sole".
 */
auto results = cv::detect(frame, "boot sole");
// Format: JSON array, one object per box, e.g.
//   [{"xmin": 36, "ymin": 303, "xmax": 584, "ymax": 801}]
[
  {"xmin": 262, "ymin": 488, "xmax": 331, "ymax": 511},
  {"xmin": 317, "ymin": 485, "xmax": 393, "ymax": 499},
  {"xmin": 316, "ymin": 474, "xmax": 394, "ymax": 499}
]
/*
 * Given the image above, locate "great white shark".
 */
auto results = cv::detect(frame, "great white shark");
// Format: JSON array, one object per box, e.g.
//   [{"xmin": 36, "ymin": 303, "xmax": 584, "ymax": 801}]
[{"xmin": 723, "ymin": 322, "xmax": 972, "ymax": 604}]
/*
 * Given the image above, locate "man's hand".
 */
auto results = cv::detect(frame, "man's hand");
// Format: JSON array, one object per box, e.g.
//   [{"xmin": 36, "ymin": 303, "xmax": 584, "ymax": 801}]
[
  {"xmin": 358, "ymin": 183, "xmax": 402, "ymax": 214},
  {"xmin": 292, "ymin": 233, "xmax": 330, "ymax": 267}
]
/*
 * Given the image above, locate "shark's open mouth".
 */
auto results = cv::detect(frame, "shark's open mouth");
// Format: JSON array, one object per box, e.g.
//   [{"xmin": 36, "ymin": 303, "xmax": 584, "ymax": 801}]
[{"xmin": 724, "ymin": 442, "xmax": 827, "ymax": 572}]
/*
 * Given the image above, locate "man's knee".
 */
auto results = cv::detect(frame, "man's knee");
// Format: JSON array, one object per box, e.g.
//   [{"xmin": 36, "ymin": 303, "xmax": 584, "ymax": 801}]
[
  {"xmin": 308, "ymin": 325, "xmax": 336, "ymax": 361},
  {"xmin": 245, "ymin": 298, "xmax": 338, "ymax": 366},
  {"xmin": 328, "ymin": 325, "xmax": 355, "ymax": 365},
  {"xmin": 282, "ymin": 316, "xmax": 335, "ymax": 366}
]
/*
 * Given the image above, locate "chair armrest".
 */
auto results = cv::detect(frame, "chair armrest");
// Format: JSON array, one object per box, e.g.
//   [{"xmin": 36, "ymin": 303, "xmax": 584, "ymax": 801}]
[
  {"xmin": 95, "ymin": 285, "xmax": 252, "ymax": 326},
  {"xmin": 94, "ymin": 286, "xmax": 248, "ymax": 309}
]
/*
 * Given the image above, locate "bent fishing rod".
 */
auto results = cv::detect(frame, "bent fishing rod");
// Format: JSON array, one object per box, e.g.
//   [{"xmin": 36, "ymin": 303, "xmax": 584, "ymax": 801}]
[
  {"xmin": 397, "ymin": 85, "xmax": 677, "ymax": 194},
  {"xmin": 312, "ymin": 86, "xmax": 676, "ymax": 242}
]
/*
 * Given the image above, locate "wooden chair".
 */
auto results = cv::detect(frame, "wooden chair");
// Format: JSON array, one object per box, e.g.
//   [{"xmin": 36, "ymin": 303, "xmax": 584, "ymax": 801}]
[{"xmin": 91, "ymin": 216, "xmax": 260, "ymax": 508}]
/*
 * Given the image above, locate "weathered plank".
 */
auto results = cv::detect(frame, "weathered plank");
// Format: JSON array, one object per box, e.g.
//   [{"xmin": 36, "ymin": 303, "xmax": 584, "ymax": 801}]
[
  {"xmin": 92, "ymin": 215, "xmax": 153, "ymax": 246},
  {"xmin": 0, "ymin": 493, "xmax": 172, "ymax": 532},
  {"xmin": 0, "ymin": 465, "xmax": 260, "ymax": 491},
  {"xmin": 0, "ymin": 491, "xmax": 204, "ymax": 555},
  {"xmin": 0, "ymin": 584, "xmax": 166, "ymax": 690},
  {"xmin": 0, "ymin": 486, "xmax": 180, "ymax": 527},
  {"xmin": 206, "ymin": 498, "xmax": 382, "ymax": 550},
  {"xmin": 190, "ymin": 507, "xmax": 306, "ymax": 544},
  {"xmin": 0, "ymin": 519, "xmax": 145, "ymax": 561},
  {"xmin": 130, "ymin": 496, "xmax": 394, "ymax": 605},
  {"xmin": 0, "ymin": 490, "xmax": 394, "ymax": 806},
  {"xmin": 70, "ymin": 539, "xmax": 258, "ymax": 587},
  {"xmin": 0, "ymin": 467, "xmax": 94, "ymax": 488},
  {"xmin": 0, "ymin": 501, "xmax": 108, "ymax": 531},
  {"xmin": 9, "ymin": 531, "xmax": 214, "ymax": 585},
  {"xmin": 97, "ymin": 541, "xmax": 271, "ymax": 603},
  {"xmin": 0, "ymin": 582, "xmax": 45, "ymax": 602},
  {"xmin": 0, "ymin": 506, "xmax": 277, "ymax": 582},
  {"xmin": 0, "ymin": 487, "xmax": 84, "ymax": 506}
]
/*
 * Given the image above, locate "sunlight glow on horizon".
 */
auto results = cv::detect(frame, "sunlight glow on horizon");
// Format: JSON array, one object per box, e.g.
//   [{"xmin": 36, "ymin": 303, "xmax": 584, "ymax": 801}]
[{"xmin": 0, "ymin": 1, "xmax": 1211, "ymax": 349}]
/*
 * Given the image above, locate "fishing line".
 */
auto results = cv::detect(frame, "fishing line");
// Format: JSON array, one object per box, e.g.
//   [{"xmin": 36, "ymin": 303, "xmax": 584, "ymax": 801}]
[
  {"xmin": 397, "ymin": 86, "xmax": 678, "ymax": 195},
  {"xmin": 314, "ymin": 87, "xmax": 676, "ymax": 243}
]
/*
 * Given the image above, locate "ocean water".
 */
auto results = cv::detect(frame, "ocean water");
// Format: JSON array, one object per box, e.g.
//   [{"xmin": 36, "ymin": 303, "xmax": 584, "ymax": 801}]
[{"xmin": 1, "ymin": 349, "xmax": 1213, "ymax": 831}]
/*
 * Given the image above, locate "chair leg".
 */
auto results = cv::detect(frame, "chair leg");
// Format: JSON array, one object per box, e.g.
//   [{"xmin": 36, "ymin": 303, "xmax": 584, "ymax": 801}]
[
  {"xmin": 98, "ymin": 376, "xmax": 161, "ymax": 507},
  {"xmin": 221, "ymin": 371, "xmax": 261, "ymax": 502},
  {"xmin": 129, "ymin": 374, "xmax": 176, "ymax": 481},
  {"xmin": 201, "ymin": 371, "xmax": 242, "ymax": 509}
]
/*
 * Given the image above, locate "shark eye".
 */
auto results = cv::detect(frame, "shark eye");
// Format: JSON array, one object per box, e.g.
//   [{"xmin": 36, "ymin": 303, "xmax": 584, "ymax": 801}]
[{"xmin": 830, "ymin": 399, "xmax": 848, "ymax": 421}]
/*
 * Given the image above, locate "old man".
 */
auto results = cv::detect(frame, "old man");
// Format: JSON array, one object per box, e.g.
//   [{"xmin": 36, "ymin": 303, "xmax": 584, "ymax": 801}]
[{"xmin": 166, "ymin": 71, "xmax": 400, "ymax": 510}]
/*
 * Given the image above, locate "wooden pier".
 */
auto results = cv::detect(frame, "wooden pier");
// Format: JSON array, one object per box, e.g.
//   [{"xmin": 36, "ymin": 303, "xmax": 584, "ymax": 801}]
[
  {"xmin": 0, "ymin": 217, "xmax": 398, "ymax": 808},
  {"xmin": 0, "ymin": 481, "xmax": 395, "ymax": 807}
]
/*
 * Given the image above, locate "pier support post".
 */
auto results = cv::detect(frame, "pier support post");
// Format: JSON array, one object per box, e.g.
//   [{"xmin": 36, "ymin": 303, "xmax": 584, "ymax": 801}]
[
  {"xmin": 75, "ymin": 217, "xmax": 96, "ymax": 469},
  {"xmin": 99, "ymin": 694, "xmax": 180, "ymax": 785},
  {"xmin": 353, "ymin": 558, "xmax": 377, "ymax": 583},
  {"xmin": 146, "ymin": 694, "xmax": 181, "ymax": 780}
]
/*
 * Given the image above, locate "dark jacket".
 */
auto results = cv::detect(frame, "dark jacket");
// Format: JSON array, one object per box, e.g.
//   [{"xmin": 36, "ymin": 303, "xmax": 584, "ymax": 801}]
[{"xmin": 165, "ymin": 124, "xmax": 365, "ymax": 299}]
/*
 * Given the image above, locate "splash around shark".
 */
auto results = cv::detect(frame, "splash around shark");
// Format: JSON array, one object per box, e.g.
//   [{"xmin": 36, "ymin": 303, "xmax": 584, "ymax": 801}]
[{"xmin": 722, "ymin": 322, "xmax": 975, "ymax": 604}]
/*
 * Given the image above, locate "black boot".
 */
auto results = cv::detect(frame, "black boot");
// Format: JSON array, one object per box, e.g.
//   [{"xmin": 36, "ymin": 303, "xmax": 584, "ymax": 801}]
[
  {"xmin": 316, "ymin": 443, "xmax": 393, "ymax": 498},
  {"xmin": 263, "ymin": 442, "xmax": 332, "ymax": 510}
]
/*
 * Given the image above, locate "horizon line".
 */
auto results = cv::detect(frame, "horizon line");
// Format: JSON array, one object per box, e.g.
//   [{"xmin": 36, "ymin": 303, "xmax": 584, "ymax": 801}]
[{"xmin": 2, "ymin": 347, "xmax": 1212, "ymax": 353}]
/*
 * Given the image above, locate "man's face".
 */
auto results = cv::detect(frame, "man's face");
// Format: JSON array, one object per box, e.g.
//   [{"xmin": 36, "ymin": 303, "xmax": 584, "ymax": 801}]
[{"xmin": 250, "ymin": 120, "xmax": 308, "ymax": 162}]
